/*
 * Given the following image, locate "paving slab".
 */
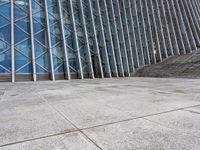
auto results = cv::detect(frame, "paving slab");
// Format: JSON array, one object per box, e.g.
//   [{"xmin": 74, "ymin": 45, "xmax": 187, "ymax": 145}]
[
  {"xmin": 1, "ymin": 78, "xmax": 200, "ymax": 149},
  {"xmin": 0, "ymin": 99, "xmax": 76, "ymax": 146},
  {"xmin": 0, "ymin": 132, "xmax": 99, "ymax": 150},
  {"xmin": 83, "ymin": 118, "xmax": 200, "ymax": 150},
  {"xmin": 145, "ymin": 110, "xmax": 200, "ymax": 138},
  {"xmin": 47, "ymin": 98, "xmax": 137, "ymax": 129}
]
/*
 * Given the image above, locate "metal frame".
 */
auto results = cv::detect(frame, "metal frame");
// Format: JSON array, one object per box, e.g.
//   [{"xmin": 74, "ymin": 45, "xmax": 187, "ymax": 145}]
[
  {"xmin": 98, "ymin": 0, "xmax": 118, "ymax": 77},
  {"xmin": 44, "ymin": 0, "xmax": 55, "ymax": 80},
  {"xmin": 57, "ymin": 0, "xmax": 71, "ymax": 80},
  {"xmin": 11, "ymin": 0, "xmax": 14, "ymax": 82},
  {"xmin": 163, "ymin": 0, "xmax": 180, "ymax": 55},
  {"xmin": 130, "ymin": 0, "xmax": 145, "ymax": 66},
  {"xmin": 29, "ymin": 0, "xmax": 36, "ymax": 81},
  {"xmin": 118, "ymin": 0, "xmax": 135, "ymax": 73},
  {"xmin": 86, "ymin": 0, "xmax": 104, "ymax": 78},
  {"xmin": 0, "ymin": 0, "xmax": 200, "ymax": 82}
]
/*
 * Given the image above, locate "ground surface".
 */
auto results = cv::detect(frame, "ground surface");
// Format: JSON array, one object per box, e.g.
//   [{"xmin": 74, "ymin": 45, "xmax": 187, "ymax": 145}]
[
  {"xmin": 135, "ymin": 50, "xmax": 200, "ymax": 78},
  {"xmin": 0, "ymin": 77, "xmax": 200, "ymax": 150}
]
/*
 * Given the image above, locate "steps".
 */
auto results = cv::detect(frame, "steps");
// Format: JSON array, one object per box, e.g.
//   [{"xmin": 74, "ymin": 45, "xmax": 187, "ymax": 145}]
[{"xmin": 134, "ymin": 50, "xmax": 200, "ymax": 79}]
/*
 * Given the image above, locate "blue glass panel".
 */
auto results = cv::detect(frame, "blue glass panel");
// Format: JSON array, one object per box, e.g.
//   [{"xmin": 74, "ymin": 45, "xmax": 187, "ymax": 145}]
[
  {"xmin": 36, "ymin": 53, "xmax": 50, "ymax": 72},
  {"xmin": 36, "ymin": 65, "xmax": 47, "ymax": 73},
  {"xmin": 14, "ymin": 5, "xmax": 27, "ymax": 19},
  {"xmin": 17, "ymin": 64, "xmax": 32, "ymax": 73},
  {"xmin": 16, "ymin": 18, "xmax": 30, "ymax": 33},
  {"xmin": 15, "ymin": 40, "xmax": 31, "ymax": 57},
  {"xmin": 34, "ymin": 31, "xmax": 47, "ymax": 45},
  {"xmin": 0, "ymin": 4, "xmax": 10, "ymax": 18},
  {"xmin": 0, "ymin": 16, "xmax": 9, "ymax": 27},
  {"xmin": 0, "ymin": 26, "xmax": 11, "ymax": 44},
  {"xmin": 15, "ymin": 51, "xmax": 30, "ymax": 69},
  {"xmin": 14, "ymin": 26, "xmax": 28, "ymax": 43},
  {"xmin": 0, "ymin": 50, "xmax": 11, "ymax": 73},
  {"xmin": 34, "ymin": 40, "xmax": 46, "ymax": 56}
]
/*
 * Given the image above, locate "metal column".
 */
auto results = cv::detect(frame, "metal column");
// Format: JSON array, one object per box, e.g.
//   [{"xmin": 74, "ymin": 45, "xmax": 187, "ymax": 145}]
[
  {"xmin": 44, "ymin": 0, "xmax": 55, "ymax": 80},
  {"xmin": 57, "ymin": 0, "xmax": 71, "ymax": 80},
  {"xmin": 11, "ymin": 0, "xmax": 15, "ymax": 82}
]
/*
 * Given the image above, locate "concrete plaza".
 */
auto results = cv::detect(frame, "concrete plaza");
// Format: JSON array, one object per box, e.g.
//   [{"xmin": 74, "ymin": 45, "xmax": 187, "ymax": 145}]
[{"xmin": 0, "ymin": 77, "xmax": 200, "ymax": 150}]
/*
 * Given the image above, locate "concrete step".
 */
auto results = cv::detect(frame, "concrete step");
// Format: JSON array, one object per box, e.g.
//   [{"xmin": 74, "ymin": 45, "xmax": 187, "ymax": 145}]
[{"xmin": 134, "ymin": 50, "xmax": 200, "ymax": 79}]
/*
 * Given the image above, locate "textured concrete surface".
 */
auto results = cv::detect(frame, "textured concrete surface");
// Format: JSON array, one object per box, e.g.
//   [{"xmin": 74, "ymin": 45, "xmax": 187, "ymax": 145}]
[
  {"xmin": 135, "ymin": 50, "xmax": 200, "ymax": 79},
  {"xmin": 0, "ymin": 78, "xmax": 200, "ymax": 149}
]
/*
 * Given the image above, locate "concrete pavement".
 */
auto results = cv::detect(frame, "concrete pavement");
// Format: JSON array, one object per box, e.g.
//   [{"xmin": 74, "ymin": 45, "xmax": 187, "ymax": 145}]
[{"xmin": 0, "ymin": 77, "xmax": 200, "ymax": 150}]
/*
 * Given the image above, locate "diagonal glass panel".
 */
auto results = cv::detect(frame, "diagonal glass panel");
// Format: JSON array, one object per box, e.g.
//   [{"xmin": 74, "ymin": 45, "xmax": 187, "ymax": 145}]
[
  {"xmin": 15, "ymin": 17, "xmax": 30, "ymax": 34},
  {"xmin": 47, "ymin": 0, "xmax": 65, "ymax": 75},
  {"xmin": 0, "ymin": 1, "xmax": 11, "ymax": 75},
  {"xmin": 14, "ymin": 26, "xmax": 29, "ymax": 43},
  {"xmin": 0, "ymin": 3, "xmax": 11, "ymax": 18}
]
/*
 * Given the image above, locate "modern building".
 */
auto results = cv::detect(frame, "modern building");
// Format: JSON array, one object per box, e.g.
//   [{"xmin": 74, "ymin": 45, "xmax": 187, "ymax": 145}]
[{"xmin": 0, "ymin": 0, "xmax": 200, "ymax": 82}]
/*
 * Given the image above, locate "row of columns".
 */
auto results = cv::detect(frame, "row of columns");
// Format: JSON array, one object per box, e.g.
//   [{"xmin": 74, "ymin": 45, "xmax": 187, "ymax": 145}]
[{"xmin": 9, "ymin": 0, "xmax": 200, "ymax": 82}]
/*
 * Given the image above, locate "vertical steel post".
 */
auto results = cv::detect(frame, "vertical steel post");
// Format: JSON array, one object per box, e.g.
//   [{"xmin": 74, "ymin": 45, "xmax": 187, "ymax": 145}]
[
  {"xmin": 57, "ymin": 0, "xmax": 71, "ymax": 80},
  {"xmin": 29, "ymin": 0, "xmax": 37, "ymax": 81},
  {"xmin": 168, "ymin": 0, "xmax": 186, "ymax": 54},
  {"xmin": 87, "ymin": 0, "xmax": 104, "ymax": 78},
  {"xmin": 182, "ymin": 0, "xmax": 200, "ymax": 47},
  {"xmin": 154, "ymin": 0, "xmax": 168, "ymax": 59},
  {"xmin": 11, "ymin": 0, "xmax": 15, "ymax": 82},
  {"xmin": 69, "ymin": 0, "xmax": 84, "ymax": 79},
  {"xmin": 178, "ymin": 0, "xmax": 197, "ymax": 51},
  {"xmin": 142, "ymin": 0, "xmax": 157, "ymax": 64},
  {"xmin": 44, "ymin": 0, "xmax": 55, "ymax": 80},
  {"xmin": 163, "ymin": 0, "xmax": 180, "ymax": 55},
  {"xmin": 96, "ymin": 0, "xmax": 112, "ymax": 78},
  {"xmin": 100, "ymin": 0, "xmax": 119, "ymax": 77},
  {"xmin": 137, "ymin": 0, "xmax": 151, "ymax": 64},
  {"xmin": 106, "ymin": 0, "xmax": 125, "ymax": 77},
  {"xmin": 148, "ymin": 0, "xmax": 162, "ymax": 62},
  {"xmin": 131, "ymin": 0, "xmax": 145, "ymax": 65},
  {"xmin": 159, "ymin": 0, "xmax": 174, "ymax": 56},
  {"xmin": 126, "ymin": 0, "xmax": 140, "ymax": 68},
  {"xmin": 120, "ymin": 0, "xmax": 135, "ymax": 73},
  {"xmin": 78, "ymin": 0, "xmax": 94, "ymax": 79}
]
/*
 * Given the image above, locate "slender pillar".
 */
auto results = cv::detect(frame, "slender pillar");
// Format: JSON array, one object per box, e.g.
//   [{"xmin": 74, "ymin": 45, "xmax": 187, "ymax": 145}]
[
  {"xmin": 143, "ymin": 0, "xmax": 157, "ymax": 64},
  {"xmin": 191, "ymin": 0, "xmax": 200, "ymax": 30},
  {"xmin": 131, "ymin": 0, "xmax": 145, "ymax": 65},
  {"xmin": 106, "ymin": 0, "xmax": 125, "ymax": 77},
  {"xmin": 99, "ymin": 0, "xmax": 119, "ymax": 77},
  {"xmin": 126, "ymin": 0, "xmax": 140, "ymax": 68},
  {"xmin": 154, "ymin": 0, "xmax": 168, "ymax": 59},
  {"xmin": 178, "ymin": 0, "xmax": 197, "ymax": 51},
  {"xmin": 57, "ymin": 0, "xmax": 71, "ymax": 80},
  {"xmin": 11, "ymin": 0, "xmax": 15, "ymax": 82},
  {"xmin": 96, "ymin": 0, "xmax": 112, "ymax": 78},
  {"xmin": 87, "ymin": 0, "xmax": 104, "ymax": 78},
  {"xmin": 168, "ymin": 0, "xmax": 186, "ymax": 54},
  {"xmin": 163, "ymin": 0, "xmax": 180, "ymax": 55},
  {"xmin": 69, "ymin": 0, "xmax": 83, "ymax": 79},
  {"xmin": 182, "ymin": 0, "xmax": 200, "ymax": 47},
  {"xmin": 120, "ymin": 0, "xmax": 135, "ymax": 73},
  {"xmin": 78, "ymin": 0, "xmax": 95, "ymax": 78},
  {"xmin": 111, "ymin": 0, "xmax": 130, "ymax": 76},
  {"xmin": 29, "ymin": 0, "xmax": 36, "ymax": 81},
  {"xmin": 44, "ymin": 0, "xmax": 55, "ymax": 80},
  {"xmin": 159, "ymin": 0, "xmax": 174, "ymax": 56},
  {"xmin": 147, "ymin": 0, "xmax": 162, "ymax": 62}
]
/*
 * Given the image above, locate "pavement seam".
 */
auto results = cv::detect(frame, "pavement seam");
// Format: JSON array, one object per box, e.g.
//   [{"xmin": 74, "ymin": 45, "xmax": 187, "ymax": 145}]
[
  {"xmin": 143, "ymin": 117, "xmax": 200, "ymax": 139},
  {"xmin": 36, "ymin": 87, "xmax": 103, "ymax": 150},
  {"xmin": 1, "ymin": 103, "xmax": 200, "ymax": 148}
]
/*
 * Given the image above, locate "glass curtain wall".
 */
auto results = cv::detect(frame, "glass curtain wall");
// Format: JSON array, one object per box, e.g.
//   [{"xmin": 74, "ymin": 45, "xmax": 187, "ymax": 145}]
[
  {"xmin": 0, "ymin": 0, "xmax": 199, "ymax": 82},
  {"xmin": 0, "ymin": 0, "xmax": 11, "ymax": 80}
]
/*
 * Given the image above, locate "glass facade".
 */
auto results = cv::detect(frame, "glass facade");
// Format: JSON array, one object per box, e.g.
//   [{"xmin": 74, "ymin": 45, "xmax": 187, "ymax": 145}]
[{"xmin": 0, "ymin": 0, "xmax": 199, "ymax": 82}]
